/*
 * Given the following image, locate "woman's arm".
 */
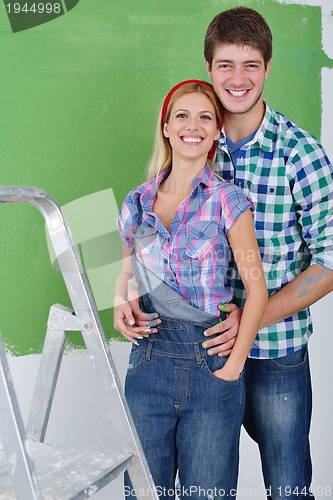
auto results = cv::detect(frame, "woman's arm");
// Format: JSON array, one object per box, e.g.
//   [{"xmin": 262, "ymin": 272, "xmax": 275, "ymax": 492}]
[
  {"xmin": 214, "ymin": 209, "xmax": 268, "ymax": 380},
  {"xmin": 113, "ymin": 244, "xmax": 159, "ymax": 343}
]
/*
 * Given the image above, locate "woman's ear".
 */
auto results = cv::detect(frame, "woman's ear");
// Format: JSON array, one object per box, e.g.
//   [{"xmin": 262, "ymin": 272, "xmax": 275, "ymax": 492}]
[
  {"xmin": 163, "ymin": 122, "xmax": 169, "ymax": 138},
  {"xmin": 214, "ymin": 128, "xmax": 220, "ymax": 141}
]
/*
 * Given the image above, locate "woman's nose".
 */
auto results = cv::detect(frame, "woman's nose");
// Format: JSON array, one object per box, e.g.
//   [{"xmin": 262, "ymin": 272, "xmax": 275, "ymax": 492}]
[{"xmin": 185, "ymin": 118, "xmax": 198, "ymax": 130}]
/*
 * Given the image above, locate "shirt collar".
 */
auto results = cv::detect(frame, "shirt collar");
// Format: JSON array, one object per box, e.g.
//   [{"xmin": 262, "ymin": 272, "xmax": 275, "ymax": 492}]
[
  {"xmin": 192, "ymin": 163, "xmax": 219, "ymax": 190},
  {"xmin": 156, "ymin": 164, "xmax": 216, "ymax": 189},
  {"xmin": 218, "ymin": 101, "xmax": 278, "ymax": 153},
  {"xmin": 139, "ymin": 168, "xmax": 170, "ymax": 209},
  {"xmin": 140, "ymin": 164, "xmax": 218, "ymax": 210},
  {"xmin": 153, "ymin": 164, "xmax": 218, "ymax": 190}
]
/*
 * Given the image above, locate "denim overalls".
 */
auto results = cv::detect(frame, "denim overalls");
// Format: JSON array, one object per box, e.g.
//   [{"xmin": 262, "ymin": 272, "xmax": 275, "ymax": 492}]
[{"xmin": 124, "ymin": 258, "xmax": 245, "ymax": 500}]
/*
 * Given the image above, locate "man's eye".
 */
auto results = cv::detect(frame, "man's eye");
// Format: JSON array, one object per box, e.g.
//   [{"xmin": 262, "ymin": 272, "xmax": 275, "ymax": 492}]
[{"xmin": 247, "ymin": 64, "xmax": 260, "ymax": 70}]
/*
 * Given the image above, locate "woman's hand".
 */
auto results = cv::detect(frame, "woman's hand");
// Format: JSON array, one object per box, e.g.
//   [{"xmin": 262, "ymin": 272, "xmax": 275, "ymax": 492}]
[
  {"xmin": 213, "ymin": 362, "xmax": 243, "ymax": 381},
  {"xmin": 113, "ymin": 278, "xmax": 161, "ymax": 344}
]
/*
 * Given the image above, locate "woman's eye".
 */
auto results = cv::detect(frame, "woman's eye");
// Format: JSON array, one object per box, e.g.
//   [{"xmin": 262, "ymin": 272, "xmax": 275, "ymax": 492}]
[
  {"xmin": 175, "ymin": 113, "xmax": 187, "ymax": 118},
  {"xmin": 201, "ymin": 115, "xmax": 212, "ymax": 120}
]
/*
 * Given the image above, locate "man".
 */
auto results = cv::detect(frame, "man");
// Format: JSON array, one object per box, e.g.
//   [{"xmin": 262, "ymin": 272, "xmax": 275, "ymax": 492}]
[
  {"xmin": 116, "ymin": 6, "xmax": 333, "ymax": 498},
  {"xmin": 201, "ymin": 6, "xmax": 333, "ymax": 499}
]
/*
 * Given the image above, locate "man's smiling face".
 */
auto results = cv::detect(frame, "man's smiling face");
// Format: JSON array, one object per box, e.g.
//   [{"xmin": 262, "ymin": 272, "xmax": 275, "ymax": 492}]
[{"xmin": 206, "ymin": 43, "xmax": 271, "ymax": 117}]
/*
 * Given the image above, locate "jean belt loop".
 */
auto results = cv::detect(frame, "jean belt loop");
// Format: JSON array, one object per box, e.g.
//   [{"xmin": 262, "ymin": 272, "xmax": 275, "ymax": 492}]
[
  {"xmin": 145, "ymin": 339, "xmax": 153, "ymax": 360},
  {"xmin": 194, "ymin": 343, "xmax": 203, "ymax": 364}
]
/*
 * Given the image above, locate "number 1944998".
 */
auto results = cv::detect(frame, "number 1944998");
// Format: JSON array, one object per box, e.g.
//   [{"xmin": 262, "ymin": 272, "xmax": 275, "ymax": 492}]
[{"xmin": 5, "ymin": 2, "xmax": 62, "ymax": 14}]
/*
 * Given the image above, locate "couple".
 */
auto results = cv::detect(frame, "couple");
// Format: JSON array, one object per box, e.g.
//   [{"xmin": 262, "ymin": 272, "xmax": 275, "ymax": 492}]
[{"xmin": 114, "ymin": 6, "xmax": 333, "ymax": 500}]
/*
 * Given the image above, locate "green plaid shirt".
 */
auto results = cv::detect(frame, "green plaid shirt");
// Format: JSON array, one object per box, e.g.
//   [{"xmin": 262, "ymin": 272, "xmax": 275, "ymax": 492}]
[{"xmin": 215, "ymin": 103, "xmax": 333, "ymax": 358}]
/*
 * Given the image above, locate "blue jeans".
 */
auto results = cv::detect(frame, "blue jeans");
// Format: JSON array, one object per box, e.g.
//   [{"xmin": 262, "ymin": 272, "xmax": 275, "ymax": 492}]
[
  {"xmin": 124, "ymin": 292, "xmax": 245, "ymax": 500},
  {"xmin": 243, "ymin": 347, "xmax": 314, "ymax": 500}
]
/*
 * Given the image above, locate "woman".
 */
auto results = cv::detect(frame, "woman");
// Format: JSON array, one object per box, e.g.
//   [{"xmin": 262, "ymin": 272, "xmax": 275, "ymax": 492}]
[{"xmin": 114, "ymin": 80, "xmax": 267, "ymax": 499}]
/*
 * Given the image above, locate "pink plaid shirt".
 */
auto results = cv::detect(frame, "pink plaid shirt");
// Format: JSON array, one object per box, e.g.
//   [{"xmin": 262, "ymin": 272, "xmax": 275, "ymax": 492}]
[{"xmin": 117, "ymin": 165, "xmax": 252, "ymax": 315}]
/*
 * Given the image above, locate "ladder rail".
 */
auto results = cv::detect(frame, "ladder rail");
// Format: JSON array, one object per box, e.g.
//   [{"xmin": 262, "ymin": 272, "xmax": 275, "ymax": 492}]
[
  {"xmin": 26, "ymin": 311, "xmax": 67, "ymax": 443},
  {"xmin": 0, "ymin": 186, "xmax": 159, "ymax": 499},
  {"xmin": 0, "ymin": 337, "xmax": 43, "ymax": 500}
]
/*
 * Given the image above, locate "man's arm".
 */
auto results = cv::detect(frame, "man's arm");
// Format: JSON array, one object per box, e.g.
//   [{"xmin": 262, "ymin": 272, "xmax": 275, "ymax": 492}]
[
  {"xmin": 259, "ymin": 264, "xmax": 333, "ymax": 329},
  {"xmin": 205, "ymin": 133, "xmax": 333, "ymax": 356},
  {"xmin": 203, "ymin": 264, "xmax": 333, "ymax": 356}
]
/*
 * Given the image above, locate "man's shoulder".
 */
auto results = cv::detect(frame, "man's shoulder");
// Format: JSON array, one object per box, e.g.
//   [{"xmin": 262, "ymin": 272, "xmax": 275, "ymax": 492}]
[
  {"xmin": 265, "ymin": 103, "xmax": 321, "ymax": 149},
  {"xmin": 264, "ymin": 104, "xmax": 332, "ymax": 177}
]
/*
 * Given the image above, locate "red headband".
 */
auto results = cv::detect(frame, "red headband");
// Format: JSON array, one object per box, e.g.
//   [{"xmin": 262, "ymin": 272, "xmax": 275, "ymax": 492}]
[
  {"xmin": 161, "ymin": 79, "xmax": 221, "ymax": 160},
  {"xmin": 161, "ymin": 79, "xmax": 216, "ymax": 125}
]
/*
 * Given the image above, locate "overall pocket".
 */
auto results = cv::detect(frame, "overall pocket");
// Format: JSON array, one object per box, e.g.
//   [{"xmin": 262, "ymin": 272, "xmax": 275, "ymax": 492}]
[
  {"xmin": 203, "ymin": 354, "xmax": 244, "ymax": 384},
  {"xmin": 127, "ymin": 346, "xmax": 145, "ymax": 372}
]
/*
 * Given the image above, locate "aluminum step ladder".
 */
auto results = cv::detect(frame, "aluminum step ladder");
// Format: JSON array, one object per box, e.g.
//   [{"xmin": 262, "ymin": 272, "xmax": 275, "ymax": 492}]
[{"xmin": 0, "ymin": 186, "xmax": 159, "ymax": 500}]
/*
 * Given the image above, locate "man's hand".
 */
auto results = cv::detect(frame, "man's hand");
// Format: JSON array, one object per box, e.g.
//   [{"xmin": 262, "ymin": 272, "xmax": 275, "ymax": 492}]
[
  {"xmin": 113, "ymin": 278, "xmax": 161, "ymax": 344},
  {"xmin": 202, "ymin": 303, "xmax": 242, "ymax": 356}
]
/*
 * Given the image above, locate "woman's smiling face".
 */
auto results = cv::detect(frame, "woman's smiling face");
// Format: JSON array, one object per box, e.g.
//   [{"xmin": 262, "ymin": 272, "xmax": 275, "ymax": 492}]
[{"xmin": 163, "ymin": 91, "xmax": 220, "ymax": 163}]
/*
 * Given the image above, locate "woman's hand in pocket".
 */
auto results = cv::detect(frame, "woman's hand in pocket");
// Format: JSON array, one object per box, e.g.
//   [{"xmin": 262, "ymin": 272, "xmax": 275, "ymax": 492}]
[{"xmin": 213, "ymin": 362, "xmax": 243, "ymax": 381}]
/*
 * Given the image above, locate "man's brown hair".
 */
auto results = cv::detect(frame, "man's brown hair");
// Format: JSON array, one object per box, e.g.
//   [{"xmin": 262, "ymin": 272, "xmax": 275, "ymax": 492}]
[{"xmin": 204, "ymin": 6, "xmax": 272, "ymax": 69}]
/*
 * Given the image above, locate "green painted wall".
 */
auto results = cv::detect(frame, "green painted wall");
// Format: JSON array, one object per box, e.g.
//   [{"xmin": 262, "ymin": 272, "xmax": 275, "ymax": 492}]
[{"xmin": 1, "ymin": 0, "xmax": 332, "ymax": 355}]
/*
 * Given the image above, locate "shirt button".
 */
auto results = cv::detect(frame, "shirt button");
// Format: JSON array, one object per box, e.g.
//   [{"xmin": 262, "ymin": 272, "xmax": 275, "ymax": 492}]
[
  {"xmin": 167, "ymin": 237, "xmax": 171, "ymax": 242},
  {"xmin": 170, "ymin": 277, "xmax": 175, "ymax": 283},
  {"xmin": 164, "ymin": 258, "xmax": 168, "ymax": 264}
]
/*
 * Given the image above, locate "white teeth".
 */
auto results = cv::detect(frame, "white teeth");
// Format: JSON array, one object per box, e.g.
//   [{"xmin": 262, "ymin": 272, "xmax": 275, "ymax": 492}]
[
  {"xmin": 229, "ymin": 90, "xmax": 247, "ymax": 97},
  {"xmin": 182, "ymin": 137, "xmax": 202, "ymax": 143}
]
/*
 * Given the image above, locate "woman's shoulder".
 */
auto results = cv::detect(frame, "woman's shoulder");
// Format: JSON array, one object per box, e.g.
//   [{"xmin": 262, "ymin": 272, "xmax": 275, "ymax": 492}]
[
  {"xmin": 214, "ymin": 176, "xmax": 248, "ymax": 203},
  {"xmin": 123, "ymin": 177, "xmax": 155, "ymax": 204}
]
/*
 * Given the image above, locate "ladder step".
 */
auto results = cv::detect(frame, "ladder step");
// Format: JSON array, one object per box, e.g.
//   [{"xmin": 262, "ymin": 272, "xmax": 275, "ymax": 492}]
[{"xmin": 0, "ymin": 439, "xmax": 133, "ymax": 499}]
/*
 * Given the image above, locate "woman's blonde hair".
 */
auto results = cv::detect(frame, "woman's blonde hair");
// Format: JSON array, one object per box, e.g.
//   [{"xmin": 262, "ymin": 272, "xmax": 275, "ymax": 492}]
[{"xmin": 147, "ymin": 81, "xmax": 223, "ymax": 180}]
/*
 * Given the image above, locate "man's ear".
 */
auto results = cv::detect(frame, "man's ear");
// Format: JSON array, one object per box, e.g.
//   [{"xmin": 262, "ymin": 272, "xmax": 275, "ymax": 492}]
[
  {"xmin": 163, "ymin": 123, "xmax": 169, "ymax": 138},
  {"xmin": 265, "ymin": 58, "xmax": 272, "ymax": 79},
  {"xmin": 205, "ymin": 59, "xmax": 212, "ymax": 77}
]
